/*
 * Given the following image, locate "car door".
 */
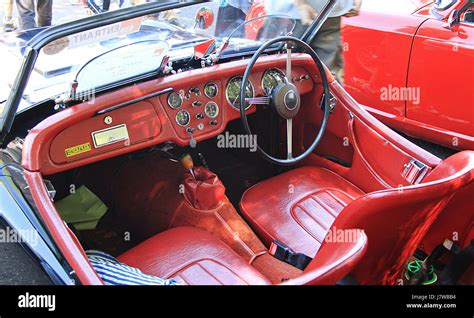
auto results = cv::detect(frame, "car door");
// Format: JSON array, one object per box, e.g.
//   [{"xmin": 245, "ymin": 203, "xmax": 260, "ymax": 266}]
[{"xmin": 406, "ymin": 4, "xmax": 474, "ymax": 149}]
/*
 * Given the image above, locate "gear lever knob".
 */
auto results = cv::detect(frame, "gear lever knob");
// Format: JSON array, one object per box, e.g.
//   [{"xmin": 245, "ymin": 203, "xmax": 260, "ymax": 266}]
[{"xmin": 180, "ymin": 153, "xmax": 196, "ymax": 179}]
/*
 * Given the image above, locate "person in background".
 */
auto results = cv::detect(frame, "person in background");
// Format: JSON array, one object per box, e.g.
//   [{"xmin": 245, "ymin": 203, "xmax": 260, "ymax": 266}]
[
  {"xmin": 15, "ymin": 0, "xmax": 53, "ymax": 30},
  {"xmin": 216, "ymin": 0, "xmax": 253, "ymax": 38},
  {"xmin": 298, "ymin": 0, "xmax": 362, "ymax": 85},
  {"xmin": 2, "ymin": 0, "xmax": 16, "ymax": 32}
]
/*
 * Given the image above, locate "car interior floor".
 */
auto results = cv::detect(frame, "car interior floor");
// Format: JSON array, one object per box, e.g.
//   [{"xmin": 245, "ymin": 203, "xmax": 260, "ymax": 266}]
[{"xmin": 47, "ymin": 115, "xmax": 303, "ymax": 283}]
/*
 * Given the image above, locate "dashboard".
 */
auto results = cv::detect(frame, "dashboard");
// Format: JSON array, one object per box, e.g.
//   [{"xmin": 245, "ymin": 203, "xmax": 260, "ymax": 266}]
[{"xmin": 33, "ymin": 55, "xmax": 318, "ymax": 175}]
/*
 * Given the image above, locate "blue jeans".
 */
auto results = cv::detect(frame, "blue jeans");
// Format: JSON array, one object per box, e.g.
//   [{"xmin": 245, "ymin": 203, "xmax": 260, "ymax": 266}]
[{"xmin": 15, "ymin": 0, "xmax": 53, "ymax": 30}]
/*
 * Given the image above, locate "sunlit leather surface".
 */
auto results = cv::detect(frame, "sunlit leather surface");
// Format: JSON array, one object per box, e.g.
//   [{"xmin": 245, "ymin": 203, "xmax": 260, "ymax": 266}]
[
  {"xmin": 118, "ymin": 227, "xmax": 270, "ymax": 285},
  {"xmin": 240, "ymin": 166, "xmax": 365, "ymax": 257}
]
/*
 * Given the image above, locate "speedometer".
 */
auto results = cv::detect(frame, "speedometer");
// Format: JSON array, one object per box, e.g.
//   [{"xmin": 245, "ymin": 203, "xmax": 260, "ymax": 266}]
[
  {"xmin": 262, "ymin": 69, "xmax": 286, "ymax": 96},
  {"xmin": 225, "ymin": 76, "xmax": 254, "ymax": 110}
]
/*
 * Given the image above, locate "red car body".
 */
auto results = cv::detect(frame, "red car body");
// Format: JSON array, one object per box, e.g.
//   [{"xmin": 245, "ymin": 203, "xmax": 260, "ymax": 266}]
[{"xmin": 341, "ymin": 0, "xmax": 474, "ymax": 150}]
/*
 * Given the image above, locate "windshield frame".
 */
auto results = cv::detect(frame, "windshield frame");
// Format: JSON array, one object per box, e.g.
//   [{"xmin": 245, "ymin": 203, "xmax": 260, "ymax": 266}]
[{"xmin": 0, "ymin": 0, "xmax": 337, "ymax": 144}]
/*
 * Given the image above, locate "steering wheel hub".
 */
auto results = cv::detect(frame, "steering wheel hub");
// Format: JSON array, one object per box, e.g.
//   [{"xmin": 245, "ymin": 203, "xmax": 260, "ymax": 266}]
[{"xmin": 271, "ymin": 83, "xmax": 301, "ymax": 119}]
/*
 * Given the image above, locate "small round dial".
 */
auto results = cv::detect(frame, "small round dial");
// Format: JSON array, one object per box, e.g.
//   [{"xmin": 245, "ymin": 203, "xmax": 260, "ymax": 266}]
[
  {"xmin": 262, "ymin": 68, "xmax": 286, "ymax": 96},
  {"xmin": 204, "ymin": 82, "xmax": 219, "ymax": 99},
  {"xmin": 176, "ymin": 110, "xmax": 191, "ymax": 127},
  {"xmin": 226, "ymin": 76, "xmax": 254, "ymax": 110},
  {"xmin": 168, "ymin": 92, "xmax": 183, "ymax": 109},
  {"xmin": 205, "ymin": 102, "xmax": 219, "ymax": 119}
]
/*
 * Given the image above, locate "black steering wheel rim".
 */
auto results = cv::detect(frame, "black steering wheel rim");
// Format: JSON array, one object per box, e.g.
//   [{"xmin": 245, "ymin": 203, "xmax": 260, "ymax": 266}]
[{"xmin": 240, "ymin": 36, "xmax": 331, "ymax": 166}]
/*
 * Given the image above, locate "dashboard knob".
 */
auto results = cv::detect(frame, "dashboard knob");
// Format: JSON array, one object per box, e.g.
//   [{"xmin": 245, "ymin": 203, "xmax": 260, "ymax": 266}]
[
  {"xmin": 192, "ymin": 101, "xmax": 202, "ymax": 107},
  {"xmin": 196, "ymin": 113, "xmax": 204, "ymax": 119}
]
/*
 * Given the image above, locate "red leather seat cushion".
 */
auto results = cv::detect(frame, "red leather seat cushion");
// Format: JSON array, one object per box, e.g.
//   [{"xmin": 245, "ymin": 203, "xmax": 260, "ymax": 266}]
[
  {"xmin": 240, "ymin": 166, "xmax": 365, "ymax": 257},
  {"xmin": 118, "ymin": 227, "xmax": 270, "ymax": 285}
]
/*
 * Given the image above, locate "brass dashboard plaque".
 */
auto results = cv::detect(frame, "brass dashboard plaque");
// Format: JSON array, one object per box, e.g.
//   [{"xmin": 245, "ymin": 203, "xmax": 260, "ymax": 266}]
[
  {"xmin": 91, "ymin": 124, "xmax": 130, "ymax": 148},
  {"xmin": 65, "ymin": 143, "xmax": 92, "ymax": 158}
]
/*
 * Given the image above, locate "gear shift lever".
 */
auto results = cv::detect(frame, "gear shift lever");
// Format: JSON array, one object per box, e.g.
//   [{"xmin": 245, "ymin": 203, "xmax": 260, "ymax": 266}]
[
  {"xmin": 180, "ymin": 153, "xmax": 226, "ymax": 210},
  {"xmin": 180, "ymin": 153, "xmax": 196, "ymax": 179}
]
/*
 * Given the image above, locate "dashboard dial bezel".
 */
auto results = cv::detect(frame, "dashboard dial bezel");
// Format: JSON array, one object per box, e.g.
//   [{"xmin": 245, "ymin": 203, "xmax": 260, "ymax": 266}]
[
  {"xmin": 204, "ymin": 82, "xmax": 219, "ymax": 99},
  {"xmin": 225, "ymin": 76, "xmax": 255, "ymax": 111},
  {"xmin": 204, "ymin": 101, "xmax": 220, "ymax": 119},
  {"xmin": 167, "ymin": 92, "xmax": 183, "ymax": 109},
  {"xmin": 261, "ymin": 68, "xmax": 287, "ymax": 96},
  {"xmin": 175, "ymin": 110, "xmax": 191, "ymax": 127}
]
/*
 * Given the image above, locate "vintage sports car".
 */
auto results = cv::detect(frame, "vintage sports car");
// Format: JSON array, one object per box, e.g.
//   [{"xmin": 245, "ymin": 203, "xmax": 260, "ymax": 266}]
[
  {"xmin": 341, "ymin": 0, "xmax": 474, "ymax": 150},
  {"xmin": 0, "ymin": 0, "xmax": 472, "ymax": 285}
]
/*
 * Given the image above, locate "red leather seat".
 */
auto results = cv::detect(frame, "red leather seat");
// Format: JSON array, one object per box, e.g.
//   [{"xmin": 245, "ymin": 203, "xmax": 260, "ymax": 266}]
[
  {"xmin": 240, "ymin": 166, "xmax": 365, "ymax": 257},
  {"xmin": 240, "ymin": 152, "xmax": 474, "ymax": 284},
  {"xmin": 118, "ymin": 227, "xmax": 270, "ymax": 285}
]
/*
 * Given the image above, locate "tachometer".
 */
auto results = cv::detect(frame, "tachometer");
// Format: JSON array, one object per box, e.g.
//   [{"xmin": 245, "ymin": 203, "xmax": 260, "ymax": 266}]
[
  {"xmin": 225, "ymin": 76, "xmax": 254, "ymax": 110},
  {"xmin": 168, "ymin": 92, "xmax": 183, "ymax": 109},
  {"xmin": 262, "ymin": 69, "xmax": 286, "ymax": 96},
  {"xmin": 176, "ymin": 110, "xmax": 191, "ymax": 127}
]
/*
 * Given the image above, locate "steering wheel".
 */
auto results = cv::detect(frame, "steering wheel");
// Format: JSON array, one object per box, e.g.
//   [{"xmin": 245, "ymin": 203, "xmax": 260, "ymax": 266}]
[{"xmin": 240, "ymin": 36, "xmax": 331, "ymax": 166}]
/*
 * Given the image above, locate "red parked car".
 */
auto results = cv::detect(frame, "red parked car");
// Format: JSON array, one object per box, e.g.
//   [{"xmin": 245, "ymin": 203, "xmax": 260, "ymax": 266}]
[{"xmin": 341, "ymin": 0, "xmax": 474, "ymax": 150}]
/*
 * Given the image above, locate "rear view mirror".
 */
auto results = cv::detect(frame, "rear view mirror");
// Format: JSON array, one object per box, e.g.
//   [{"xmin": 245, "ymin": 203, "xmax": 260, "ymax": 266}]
[{"xmin": 195, "ymin": 6, "xmax": 215, "ymax": 30}]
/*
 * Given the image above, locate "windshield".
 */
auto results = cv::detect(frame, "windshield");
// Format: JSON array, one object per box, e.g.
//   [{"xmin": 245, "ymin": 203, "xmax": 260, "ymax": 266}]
[{"xmin": 0, "ymin": 0, "xmax": 327, "ymax": 119}]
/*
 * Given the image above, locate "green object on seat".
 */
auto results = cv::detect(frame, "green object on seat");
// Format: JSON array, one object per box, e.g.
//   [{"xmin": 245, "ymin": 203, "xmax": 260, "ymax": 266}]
[
  {"xmin": 405, "ymin": 260, "xmax": 438, "ymax": 285},
  {"xmin": 55, "ymin": 186, "xmax": 108, "ymax": 231}
]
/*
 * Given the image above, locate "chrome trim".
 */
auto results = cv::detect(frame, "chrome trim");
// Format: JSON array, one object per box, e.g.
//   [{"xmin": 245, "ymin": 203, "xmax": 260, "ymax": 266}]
[
  {"xmin": 167, "ymin": 92, "xmax": 183, "ymax": 109},
  {"xmin": 175, "ymin": 110, "xmax": 191, "ymax": 127},
  {"xmin": 204, "ymin": 82, "xmax": 219, "ymax": 99},
  {"xmin": 226, "ymin": 76, "xmax": 254, "ymax": 111},
  {"xmin": 205, "ymin": 101, "xmax": 220, "ymax": 119}
]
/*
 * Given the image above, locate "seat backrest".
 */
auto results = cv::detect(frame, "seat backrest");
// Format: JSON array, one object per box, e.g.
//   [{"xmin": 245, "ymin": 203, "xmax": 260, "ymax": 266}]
[
  {"xmin": 330, "ymin": 151, "xmax": 474, "ymax": 284},
  {"xmin": 281, "ymin": 229, "xmax": 367, "ymax": 285}
]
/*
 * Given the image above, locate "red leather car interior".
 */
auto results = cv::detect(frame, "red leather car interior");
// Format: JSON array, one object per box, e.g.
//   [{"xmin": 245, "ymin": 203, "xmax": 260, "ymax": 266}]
[
  {"xmin": 118, "ymin": 227, "xmax": 271, "ymax": 285},
  {"xmin": 118, "ymin": 226, "xmax": 368, "ymax": 285},
  {"xmin": 19, "ymin": 48, "xmax": 473, "ymax": 286},
  {"xmin": 241, "ymin": 151, "xmax": 474, "ymax": 284},
  {"xmin": 240, "ymin": 166, "xmax": 365, "ymax": 257},
  {"xmin": 282, "ymin": 228, "xmax": 367, "ymax": 285},
  {"xmin": 183, "ymin": 166, "xmax": 226, "ymax": 210}
]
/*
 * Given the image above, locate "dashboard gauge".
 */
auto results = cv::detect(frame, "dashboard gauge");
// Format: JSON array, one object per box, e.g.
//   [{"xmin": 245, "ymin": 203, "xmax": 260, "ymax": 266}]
[
  {"xmin": 226, "ymin": 76, "xmax": 254, "ymax": 110},
  {"xmin": 175, "ymin": 110, "xmax": 191, "ymax": 127},
  {"xmin": 262, "ymin": 69, "xmax": 286, "ymax": 96},
  {"xmin": 168, "ymin": 92, "xmax": 183, "ymax": 109},
  {"xmin": 205, "ymin": 102, "xmax": 219, "ymax": 119},
  {"xmin": 204, "ymin": 82, "xmax": 219, "ymax": 99}
]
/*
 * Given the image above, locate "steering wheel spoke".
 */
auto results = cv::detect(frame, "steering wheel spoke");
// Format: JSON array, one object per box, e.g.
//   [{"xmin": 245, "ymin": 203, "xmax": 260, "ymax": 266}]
[
  {"xmin": 287, "ymin": 118, "xmax": 293, "ymax": 160},
  {"xmin": 245, "ymin": 96, "xmax": 271, "ymax": 105},
  {"xmin": 286, "ymin": 44, "xmax": 292, "ymax": 82}
]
